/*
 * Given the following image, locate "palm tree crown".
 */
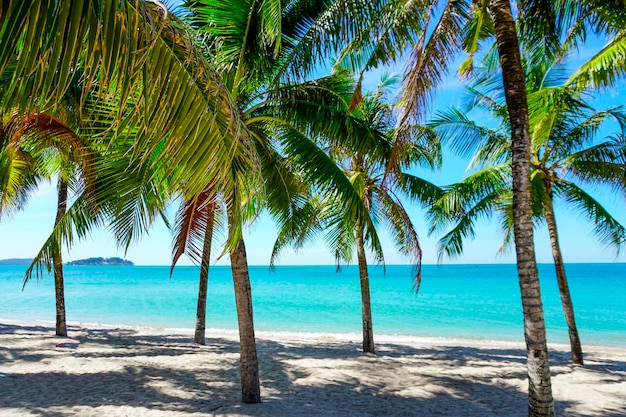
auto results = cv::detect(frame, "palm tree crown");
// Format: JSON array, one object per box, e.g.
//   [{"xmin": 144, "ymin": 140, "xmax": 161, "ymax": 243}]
[{"xmin": 430, "ymin": 65, "xmax": 626, "ymax": 259}]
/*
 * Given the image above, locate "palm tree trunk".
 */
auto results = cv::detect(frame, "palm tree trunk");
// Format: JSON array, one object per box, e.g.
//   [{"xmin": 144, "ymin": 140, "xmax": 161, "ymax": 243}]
[
  {"xmin": 53, "ymin": 177, "xmax": 68, "ymax": 337},
  {"xmin": 194, "ymin": 207, "xmax": 215, "ymax": 345},
  {"xmin": 355, "ymin": 223, "xmax": 374, "ymax": 353},
  {"xmin": 489, "ymin": 1, "xmax": 554, "ymax": 416},
  {"xmin": 228, "ymin": 214, "xmax": 261, "ymax": 403},
  {"xmin": 544, "ymin": 195, "xmax": 583, "ymax": 365}
]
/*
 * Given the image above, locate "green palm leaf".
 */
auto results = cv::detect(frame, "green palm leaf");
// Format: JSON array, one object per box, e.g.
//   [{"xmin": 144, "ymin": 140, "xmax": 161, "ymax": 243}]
[
  {"xmin": 555, "ymin": 180, "xmax": 626, "ymax": 252},
  {"xmin": 567, "ymin": 134, "xmax": 626, "ymax": 192},
  {"xmin": 270, "ymin": 196, "xmax": 324, "ymax": 268},
  {"xmin": 24, "ymin": 192, "xmax": 105, "ymax": 284},
  {"xmin": 567, "ymin": 30, "xmax": 626, "ymax": 90},
  {"xmin": 401, "ymin": 0, "xmax": 469, "ymax": 123},
  {"xmin": 0, "ymin": 0, "xmax": 251, "ymax": 198},
  {"xmin": 376, "ymin": 188, "xmax": 423, "ymax": 291},
  {"xmin": 0, "ymin": 147, "xmax": 40, "ymax": 218}
]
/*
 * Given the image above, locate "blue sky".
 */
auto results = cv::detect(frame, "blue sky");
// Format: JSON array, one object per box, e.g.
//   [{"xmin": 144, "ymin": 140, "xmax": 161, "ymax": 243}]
[{"xmin": 0, "ymin": 3, "xmax": 624, "ymax": 266}]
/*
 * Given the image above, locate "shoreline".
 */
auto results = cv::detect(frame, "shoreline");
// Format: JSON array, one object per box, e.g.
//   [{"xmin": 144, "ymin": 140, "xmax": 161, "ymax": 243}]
[
  {"xmin": 1, "ymin": 319, "xmax": 625, "ymax": 416},
  {"xmin": 4, "ymin": 263, "xmax": 624, "ymax": 352},
  {"xmin": 3, "ymin": 316, "xmax": 623, "ymax": 352}
]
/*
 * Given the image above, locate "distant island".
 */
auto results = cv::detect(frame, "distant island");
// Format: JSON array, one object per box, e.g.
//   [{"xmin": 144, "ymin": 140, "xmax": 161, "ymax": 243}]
[
  {"xmin": 0, "ymin": 258, "xmax": 34, "ymax": 266},
  {"xmin": 66, "ymin": 257, "xmax": 134, "ymax": 266}
]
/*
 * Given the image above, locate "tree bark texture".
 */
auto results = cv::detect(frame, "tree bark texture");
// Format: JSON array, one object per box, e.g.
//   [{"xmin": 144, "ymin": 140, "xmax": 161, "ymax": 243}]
[
  {"xmin": 489, "ymin": 1, "xmax": 555, "ymax": 415},
  {"xmin": 53, "ymin": 178, "xmax": 68, "ymax": 337},
  {"xmin": 355, "ymin": 223, "xmax": 374, "ymax": 353},
  {"xmin": 194, "ymin": 207, "xmax": 215, "ymax": 345},
  {"xmin": 229, "ymin": 228, "xmax": 261, "ymax": 403},
  {"xmin": 544, "ymin": 195, "xmax": 584, "ymax": 365}
]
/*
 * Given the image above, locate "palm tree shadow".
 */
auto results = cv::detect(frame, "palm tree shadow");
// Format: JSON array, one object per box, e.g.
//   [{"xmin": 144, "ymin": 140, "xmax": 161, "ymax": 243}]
[
  {"xmin": 252, "ymin": 338, "xmax": 626, "ymax": 416},
  {"xmin": 1, "ymin": 325, "xmax": 625, "ymax": 416}
]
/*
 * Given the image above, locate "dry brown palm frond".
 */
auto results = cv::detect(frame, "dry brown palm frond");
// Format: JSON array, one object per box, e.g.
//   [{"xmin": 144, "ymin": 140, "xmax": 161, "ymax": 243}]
[
  {"xmin": 4, "ymin": 112, "xmax": 97, "ymax": 201},
  {"xmin": 171, "ymin": 185, "xmax": 219, "ymax": 274}
]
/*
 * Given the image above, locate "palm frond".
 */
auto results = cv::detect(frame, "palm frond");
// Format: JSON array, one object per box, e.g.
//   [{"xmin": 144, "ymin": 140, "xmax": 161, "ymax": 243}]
[
  {"xmin": 275, "ymin": 0, "xmax": 390, "ymax": 84},
  {"xmin": 400, "ymin": 0, "xmax": 469, "ymax": 124},
  {"xmin": 390, "ymin": 124, "xmax": 442, "ymax": 171},
  {"xmin": 566, "ymin": 134, "xmax": 626, "ymax": 193},
  {"xmin": 518, "ymin": 0, "xmax": 561, "ymax": 67},
  {"xmin": 24, "ymin": 192, "xmax": 105, "ymax": 284},
  {"xmin": 99, "ymin": 146, "xmax": 170, "ymax": 253},
  {"xmin": 555, "ymin": 180, "xmax": 626, "ymax": 253},
  {"xmin": 458, "ymin": 0, "xmax": 493, "ymax": 79},
  {"xmin": 463, "ymin": 84, "xmax": 506, "ymax": 116},
  {"xmin": 277, "ymin": 127, "xmax": 374, "ymax": 237},
  {"xmin": 185, "ymin": 0, "xmax": 280, "ymax": 94},
  {"xmin": 428, "ymin": 106, "xmax": 509, "ymax": 163},
  {"xmin": 432, "ymin": 185, "xmax": 506, "ymax": 261},
  {"xmin": 333, "ymin": 0, "xmax": 428, "ymax": 77},
  {"xmin": 270, "ymin": 195, "xmax": 324, "ymax": 268},
  {"xmin": 0, "ymin": 0, "xmax": 251, "ymax": 199},
  {"xmin": 566, "ymin": 30, "xmax": 626, "ymax": 90},
  {"xmin": 376, "ymin": 189, "xmax": 422, "ymax": 292},
  {"xmin": 0, "ymin": 148, "xmax": 40, "ymax": 218},
  {"xmin": 253, "ymin": 75, "xmax": 387, "ymax": 160},
  {"xmin": 397, "ymin": 173, "xmax": 444, "ymax": 208},
  {"xmin": 171, "ymin": 186, "xmax": 218, "ymax": 272},
  {"xmin": 428, "ymin": 163, "xmax": 510, "ymax": 235},
  {"xmin": 561, "ymin": 106, "xmax": 626, "ymax": 151},
  {"xmin": 3, "ymin": 112, "xmax": 97, "ymax": 200}
]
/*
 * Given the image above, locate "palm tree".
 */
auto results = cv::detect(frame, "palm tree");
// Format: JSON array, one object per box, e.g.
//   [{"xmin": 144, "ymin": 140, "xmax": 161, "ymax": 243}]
[
  {"xmin": 183, "ymin": 0, "xmax": 387, "ymax": 403},
  {"xmin": 2, "ymin": 0, "xmax": 259, "ymax": 344},
  {"xmin": 6, "ymin": 0, "xmax": 371, "ymax": 402},
  {"xmin": 170, "ymin": 187, "xmax": 219, "ymax": 345},
  {"xmin": 0, "ymin": 112, "xmax": 95, "ymax": 337},
  {"xmin": 0, "ymin": 48, "xmax": 176, "ymax": 339},
  {"xmin": 340, "ymin": 0, "xmax": 623, "ymax": 412},
  {"xmin": 429, "ymin": 68, "xmax": 626, "ymax": 366},
  {"xmin": 272, "ymin": 75, "xmax": 442, "ymax": 353},
  {"xmin": 332, "ymin": 1, "xmax": 556, "ymax": 412},
  {"xmin": 486, "ymin": 3, "xmax": 554, "ymax": 413}
]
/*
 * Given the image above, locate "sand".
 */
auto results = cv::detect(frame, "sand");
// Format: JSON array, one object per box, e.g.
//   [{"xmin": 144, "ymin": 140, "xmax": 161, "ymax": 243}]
[{"xmin": 1, "ymin": 320, "xmax": 625, "ymax": 416}]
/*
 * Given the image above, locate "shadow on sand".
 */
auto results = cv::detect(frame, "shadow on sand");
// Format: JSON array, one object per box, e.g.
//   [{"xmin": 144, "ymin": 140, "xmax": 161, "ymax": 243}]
[{"xmin": 1, "ymin": 323, "xmax": 624, "ymax": 416}]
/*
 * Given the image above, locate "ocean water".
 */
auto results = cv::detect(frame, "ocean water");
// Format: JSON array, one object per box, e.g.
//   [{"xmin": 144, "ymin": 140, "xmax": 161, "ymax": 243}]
[{"xmin": 0, "ymin": 263, "xmax": 624, "ymax": 347}]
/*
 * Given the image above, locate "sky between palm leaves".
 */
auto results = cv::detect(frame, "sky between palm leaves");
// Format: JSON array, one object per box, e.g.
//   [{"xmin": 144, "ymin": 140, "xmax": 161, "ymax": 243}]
[{"xmin": 0, "ymin": 2, "xmax": 624, "ymax": 267}]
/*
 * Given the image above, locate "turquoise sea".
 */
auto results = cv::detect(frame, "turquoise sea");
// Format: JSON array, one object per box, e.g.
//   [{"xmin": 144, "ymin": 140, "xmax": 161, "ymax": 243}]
[{"xmin": 0, "ymin": 263, "xmax": 624, "ymax": 347}]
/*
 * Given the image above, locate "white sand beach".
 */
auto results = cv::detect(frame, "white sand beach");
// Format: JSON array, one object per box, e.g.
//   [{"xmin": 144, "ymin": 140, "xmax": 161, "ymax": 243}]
[{"xmin": 1, "ymin": 320, "xmax": 625, "ymax": 416}]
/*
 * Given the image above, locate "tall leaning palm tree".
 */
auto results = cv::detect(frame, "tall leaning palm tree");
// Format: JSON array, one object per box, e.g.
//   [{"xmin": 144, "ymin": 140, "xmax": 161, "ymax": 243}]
[
  {"xmin": 488, "ymin": 3, "xmax": 554, "ymax": 413},
  {"xmin": 272, "ymin": 75, "xmax": 442, "ymax": 354},
  {"xmin": 430, "ymin": 71, "xmax": 626, "ymax": 366},
  {"xmin": 335, "ymin": 1, "xmax": 558, "ymax": 412}
]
